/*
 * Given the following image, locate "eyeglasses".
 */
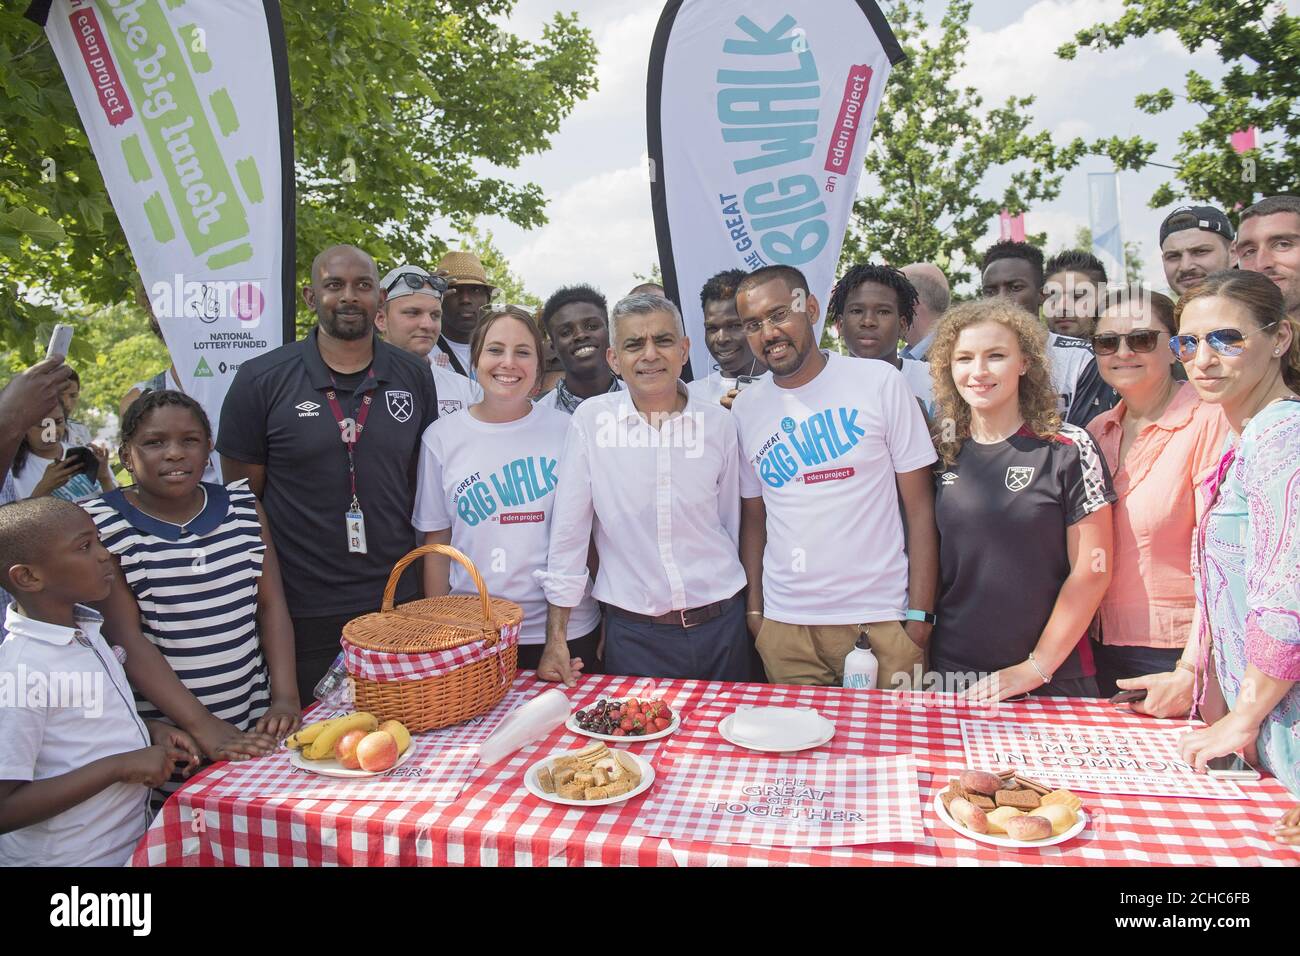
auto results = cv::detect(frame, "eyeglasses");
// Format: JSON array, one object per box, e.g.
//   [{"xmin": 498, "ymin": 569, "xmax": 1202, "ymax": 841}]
[
  {"xmin": 741, "ymin": 307, "xmax": 799, "ymax": 336},
  {"xmin": 1168, "ymin": 321, "xmax": 1279, "ymax": 362},
  {"xmin": 1091, "ymin": 329, "xmax": 1163, "ymax": 355},
  {"xmin": 384, "ymin": 272, "xmax": 448, "ymax": 296}
]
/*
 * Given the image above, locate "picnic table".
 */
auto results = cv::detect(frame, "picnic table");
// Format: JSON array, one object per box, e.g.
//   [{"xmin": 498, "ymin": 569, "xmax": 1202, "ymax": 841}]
[{"xmin": 130, "ymin": 672, "xmax": 1299, "ymax": 867}]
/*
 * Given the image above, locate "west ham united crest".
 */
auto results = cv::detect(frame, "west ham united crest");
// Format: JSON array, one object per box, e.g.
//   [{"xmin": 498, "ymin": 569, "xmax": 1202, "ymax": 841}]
[
  {"xmin": 385, "ymin": 390, "xmax": 413, "ymax": 423},
  {"xmin": 1005, "ymin": 466, "xmax": 1034, "ymax": 492}
]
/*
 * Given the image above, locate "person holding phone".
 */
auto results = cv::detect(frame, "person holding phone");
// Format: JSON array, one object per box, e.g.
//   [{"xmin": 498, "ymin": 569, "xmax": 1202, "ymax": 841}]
[
  {"xmin": 688, "ymin": 269, "xmax": 768, "ymax": 409},
  {"xmin": 1170, "ymin": 272, "xmax": 1300, "ymax": 816},
  {"xmin": 10, "ymin": 402, "xmax": 113, "ymax": 502},
  {"xmin": 1084, "ymin": 289, "xmax": 1230, "ymax": 701}
]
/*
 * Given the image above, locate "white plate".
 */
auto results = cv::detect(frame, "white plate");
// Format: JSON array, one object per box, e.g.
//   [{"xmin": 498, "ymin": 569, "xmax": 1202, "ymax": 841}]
[
  {"xmin": 524, "ymin": 748, "xmax": 655, "ymax": 807},
  {"xmin": 931, "ymin": 791, "xmax": 1087, "ymax": 848},
  {"xmin": 288, "ymin": 741, "xmax": 417, "ymax": 778},
  {"xmin": 566, "ymin": 700, "xmax": 680, "ymax": 742},
  {"xmin": 717, "ymin": 712, "xmax": 835, "ymax": 753}
]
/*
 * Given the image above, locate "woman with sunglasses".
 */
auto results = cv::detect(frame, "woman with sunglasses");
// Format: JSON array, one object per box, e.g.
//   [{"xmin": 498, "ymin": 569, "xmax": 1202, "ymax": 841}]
[
  {"xmin": 1084, "ymin": 289, "xmax": 1230, "ymax": 704},
  {"xmin": 1169, "ymin": 271, "xmax": 1300, "ymax": 829},
  {"xmin": 412, "ymin": 306, "xmax": 601, "ymax": 683}
]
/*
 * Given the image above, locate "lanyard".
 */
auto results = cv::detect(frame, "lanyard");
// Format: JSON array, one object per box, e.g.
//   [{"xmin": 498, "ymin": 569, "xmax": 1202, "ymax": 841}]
[{"xmin": 324, "ymin": 368, "xmax": 376, "ymax": 510}]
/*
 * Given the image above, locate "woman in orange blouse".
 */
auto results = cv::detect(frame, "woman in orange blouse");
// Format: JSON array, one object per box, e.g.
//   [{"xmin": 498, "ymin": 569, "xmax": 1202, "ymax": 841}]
[{"xmin": 1085, "ymin": 289, "xmax": 1230, "ymax": 706}]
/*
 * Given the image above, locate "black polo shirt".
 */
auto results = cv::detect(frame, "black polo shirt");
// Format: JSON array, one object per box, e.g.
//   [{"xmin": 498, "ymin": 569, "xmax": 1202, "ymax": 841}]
[
  {"xmin": 217, "ymin": 328, "xmax": 438, "ymax": 617},
  {"xmin": 930, "ymin": 424, "xmax": 1116, "ymax": 680}
]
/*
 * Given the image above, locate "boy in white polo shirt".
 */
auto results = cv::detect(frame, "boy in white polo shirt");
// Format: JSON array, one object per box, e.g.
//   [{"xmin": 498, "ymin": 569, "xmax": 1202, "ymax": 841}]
[
  {"xmin": 732, "ymin": 266, "xmax": 940, "ymax": 689},
  {"xmin": 0, "ymin": 498, "xmax": 197, "ymax": 867}
]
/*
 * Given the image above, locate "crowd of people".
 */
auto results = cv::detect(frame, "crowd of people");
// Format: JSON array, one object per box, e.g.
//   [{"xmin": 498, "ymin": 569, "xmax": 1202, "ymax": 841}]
[{"xmin": 1, "ymin": 194, "xmax": 1298, "ymax": 865}]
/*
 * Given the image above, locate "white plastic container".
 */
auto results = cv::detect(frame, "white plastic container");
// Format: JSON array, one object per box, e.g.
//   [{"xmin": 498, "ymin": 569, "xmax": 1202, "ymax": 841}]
[
  {"xmin": 842, "ymin": 630, "xmax": 878, "ymax": 690},
  {"xmin": 476, "ymin": 688, "xmax": 571, "ymax": 766}
]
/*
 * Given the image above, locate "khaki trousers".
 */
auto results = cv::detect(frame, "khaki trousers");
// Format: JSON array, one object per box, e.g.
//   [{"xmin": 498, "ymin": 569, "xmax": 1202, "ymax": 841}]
[{"xmin": 756, "ymin": 618, "xmax": 926, "ymax": 689}]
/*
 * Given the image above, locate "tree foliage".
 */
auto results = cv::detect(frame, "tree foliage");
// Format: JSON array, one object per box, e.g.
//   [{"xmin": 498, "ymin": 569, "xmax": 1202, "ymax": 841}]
[
  {"xmin": 843, "ymin": 0, "xmax": 1088, "ymax": 288},
  {"xmin": 1059, "ymin": 0, "xmax": 1299, "ymax": 210},
  {"xmin": 0, "ymin": 0, "xmax": 597, "ymax": 353}
]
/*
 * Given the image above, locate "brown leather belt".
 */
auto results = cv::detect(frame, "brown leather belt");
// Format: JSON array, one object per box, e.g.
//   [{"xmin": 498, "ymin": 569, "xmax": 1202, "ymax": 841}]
[{"xmin": 606, "ymin": 592, "xmax": 740, "ymax": 629}]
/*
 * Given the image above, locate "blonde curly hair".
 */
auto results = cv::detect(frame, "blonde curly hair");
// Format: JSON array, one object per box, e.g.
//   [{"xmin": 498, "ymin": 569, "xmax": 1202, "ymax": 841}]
[{"xmin": 928, "ymin": 299, "xmax": 1062, "ymax": 467}]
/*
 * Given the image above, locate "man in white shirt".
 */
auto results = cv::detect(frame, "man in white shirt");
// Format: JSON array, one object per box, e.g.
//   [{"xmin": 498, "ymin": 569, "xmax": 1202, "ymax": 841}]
[
  {"xmin": 687, "ymin": 269, "xmax": 768, "ymax": 408},
  {"xmin": 536, "ymin": 293, "xmax": 750, "ymax": 682},
  {"xmin": 536, "ymin": 285, "xmax": 623, "ymax": 414},
  {"xmin": 827, "ymin": 263, "xmax": 935, "ymax": 414},
  {"xmin": 732, "ymin": 265, "xmax": 939, "ymax": 689},
  {"xmin": 980, "ymin": 240, "xmax": 1095, "ymax": 415},
  {"xmin": 377, "ymin": 264, "xmax": 482, "ymax": 415}
]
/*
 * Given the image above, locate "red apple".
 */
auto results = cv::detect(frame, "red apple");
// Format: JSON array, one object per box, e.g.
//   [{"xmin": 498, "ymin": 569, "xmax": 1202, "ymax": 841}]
[
  {"xmin": 335, "ymin": 729, "xmax": 367, "ymax": 769},
  {"xmin": 356, "ymin": 730, "xmax": 399, "ymax": 772}
]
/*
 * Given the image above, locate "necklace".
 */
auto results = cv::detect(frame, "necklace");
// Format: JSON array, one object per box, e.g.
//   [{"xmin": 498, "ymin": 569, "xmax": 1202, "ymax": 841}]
[{"xmin": 129, "ymin": 486, "xmax": 208, "ymax": 532}]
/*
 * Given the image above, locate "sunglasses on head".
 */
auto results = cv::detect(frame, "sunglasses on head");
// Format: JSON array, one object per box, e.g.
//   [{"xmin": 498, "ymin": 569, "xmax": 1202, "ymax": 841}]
[
  {"xmin": 1091, "ymin": 329, "xmax": 1163, "ymax": 355},
  {"xmin": 385, "ymin": 272, "xmax": 448, "ymax": 296},
  {"xmin": 1168, "ymin": 321, "xmax": 1279, "ymax": 362}
]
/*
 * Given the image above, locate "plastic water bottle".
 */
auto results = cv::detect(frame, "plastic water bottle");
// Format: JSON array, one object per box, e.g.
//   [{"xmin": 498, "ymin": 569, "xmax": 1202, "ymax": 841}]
[
  {"xmin": 313, "ymin": 652, "xmax": 353, "ymax": 709},
  {"xmin": 842, "ymin": 629, "xmax": 878, "ymax": 690}
]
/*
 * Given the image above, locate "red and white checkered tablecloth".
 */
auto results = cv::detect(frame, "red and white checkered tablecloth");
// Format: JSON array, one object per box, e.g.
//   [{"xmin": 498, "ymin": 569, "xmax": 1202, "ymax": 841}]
[
  {"xmin": 637, "ymin": 753, "xmax": 921, "ymax": 847},
  {"xmin": 129, "ymin": 674, "xmax": 1300, "ymax": 867}
]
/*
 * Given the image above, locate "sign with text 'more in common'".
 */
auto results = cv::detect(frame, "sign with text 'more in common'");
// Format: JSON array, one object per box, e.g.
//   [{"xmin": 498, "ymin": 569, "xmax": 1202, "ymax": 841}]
[
  {"xmin": 648, "ymin": 0, "xmax": 903, "ymax": 378},
  {"xmin": 27, "ymin": 0, "xmax": 296, "ymax": 456}
]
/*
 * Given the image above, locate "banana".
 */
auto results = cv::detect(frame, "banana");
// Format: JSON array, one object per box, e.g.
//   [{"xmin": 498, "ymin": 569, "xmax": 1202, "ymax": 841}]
[
  {"xmin": 379, "ymin": 719, "xmax": 411, "ymax": 755},
  {"xmin": 303, "ymin": 712, "xmax": 378, "ymax": 760},
  {"xmin": 286, "ymin": 716, "xmax": 341, "ymax": 750}
]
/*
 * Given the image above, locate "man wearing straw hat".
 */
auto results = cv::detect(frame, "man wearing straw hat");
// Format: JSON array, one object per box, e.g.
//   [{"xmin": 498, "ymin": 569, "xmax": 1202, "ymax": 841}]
[
  {"xmin": 433, "ymin": 250, "xmax": 497, "ymax": 381},
  {"xmin": 535, "ymin": 293, "xmax": 751, "ymax": 684}
]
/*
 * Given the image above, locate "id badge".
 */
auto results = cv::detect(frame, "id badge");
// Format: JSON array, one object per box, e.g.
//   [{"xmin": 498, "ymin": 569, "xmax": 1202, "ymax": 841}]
[{"xmin": 346, "ymin": 509, "xmax": 367, "ymax": 554}]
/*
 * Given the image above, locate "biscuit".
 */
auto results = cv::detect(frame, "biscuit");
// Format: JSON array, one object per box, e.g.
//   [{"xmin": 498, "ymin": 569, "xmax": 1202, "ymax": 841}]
[
  {"xmin": 995, "ymin": 789, "xmax": 1041, "ymax": 810},
  {"xmin": 968, "ymin": 794, "xmax": 996, "ymax": 811}
]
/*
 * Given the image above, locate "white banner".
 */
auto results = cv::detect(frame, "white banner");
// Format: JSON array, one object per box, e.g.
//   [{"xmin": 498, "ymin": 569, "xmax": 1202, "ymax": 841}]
[
  {"xmin": 1088, "ymin": 171, "xmax": 1124, "ymax": 283},
  {"xmin": 648, "ymin": 0, "xmax": 902, "ymax": 377},
  {"xmin": 31, "ymin": 0, "xmax": 295, "ymax": 449}
]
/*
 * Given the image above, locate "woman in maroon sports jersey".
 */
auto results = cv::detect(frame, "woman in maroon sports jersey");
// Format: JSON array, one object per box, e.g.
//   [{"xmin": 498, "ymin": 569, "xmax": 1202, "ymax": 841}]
[{"xmin": 927, "ymin": 299, "xmax": 1116, "ymax": 702}]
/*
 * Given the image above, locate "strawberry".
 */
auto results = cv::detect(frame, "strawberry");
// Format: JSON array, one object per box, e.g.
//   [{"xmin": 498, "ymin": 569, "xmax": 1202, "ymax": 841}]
[{"xmin": 653, "ymin": 716, "xmax": 671, "ymax": 731}]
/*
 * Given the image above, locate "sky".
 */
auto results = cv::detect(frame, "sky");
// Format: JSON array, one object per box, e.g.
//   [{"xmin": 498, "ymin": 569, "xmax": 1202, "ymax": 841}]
[{"xmin": 471, "ymin": 0, "xmax": 1292, "ymax": 302}]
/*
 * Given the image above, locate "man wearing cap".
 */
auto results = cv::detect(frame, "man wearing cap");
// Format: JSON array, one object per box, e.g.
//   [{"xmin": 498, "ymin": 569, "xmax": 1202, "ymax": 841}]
[
  {"xmin": 1159, "ymin": 205, "xmax": 1234, "ymax": 297},
  {"xmin": 433, "ymin": 251, "xmax": 496, "ymax": 380},
  {"xmin": 377, "ymin": 263, "xmax": 483, "ymax": 416},
  {"xmin": 218, "ymin": 244, "xmax": 439, "ymax": 697}
]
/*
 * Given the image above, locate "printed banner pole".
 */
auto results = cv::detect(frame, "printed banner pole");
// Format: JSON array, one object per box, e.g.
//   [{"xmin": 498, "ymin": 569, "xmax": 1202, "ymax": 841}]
[
  {"xmin": 1088, "ymin": 172, "xmax": 1123, "ymax": 286},
  {"xmin": 27, "ymin": 0, "xmax": 296, "ymax": 462},
  {"xmin": 648, "ymin": 0, "xmax": 903, "ymax": 378}
]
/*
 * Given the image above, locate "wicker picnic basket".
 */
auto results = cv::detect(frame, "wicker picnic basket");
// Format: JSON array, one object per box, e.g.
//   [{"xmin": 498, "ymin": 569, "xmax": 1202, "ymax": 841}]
[{"xmin": 340, "ymin": 544, "xmax": 521, "ymax": 732}]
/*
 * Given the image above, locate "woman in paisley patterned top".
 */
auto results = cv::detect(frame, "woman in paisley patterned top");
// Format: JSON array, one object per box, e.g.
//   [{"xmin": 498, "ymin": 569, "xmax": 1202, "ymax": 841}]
[{"xmin": 1172, "ymin": 271, "xmax": 1300, "ymax": 845}]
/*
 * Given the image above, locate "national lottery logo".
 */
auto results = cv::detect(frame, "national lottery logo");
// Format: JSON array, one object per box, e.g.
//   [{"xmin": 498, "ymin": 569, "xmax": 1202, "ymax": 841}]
[{"xmin": 780, "ymin": 416, "xmax": 796, "ymax": 434}]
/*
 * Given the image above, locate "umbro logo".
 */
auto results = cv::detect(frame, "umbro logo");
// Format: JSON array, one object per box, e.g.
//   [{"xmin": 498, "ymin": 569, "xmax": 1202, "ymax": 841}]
[
  {"xmin": 295, "ymin": 401, "xmax": 321, "ymax": 418},
  {"xmin": 940, "ymin": 471, "xmax": 959, "ymax": 486}
]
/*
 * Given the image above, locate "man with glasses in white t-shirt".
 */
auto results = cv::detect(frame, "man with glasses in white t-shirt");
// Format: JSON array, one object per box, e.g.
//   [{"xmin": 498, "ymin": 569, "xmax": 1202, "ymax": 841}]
[{"xmin": 731, "ymin": 265, "xmax": 939, "ymax": 689}]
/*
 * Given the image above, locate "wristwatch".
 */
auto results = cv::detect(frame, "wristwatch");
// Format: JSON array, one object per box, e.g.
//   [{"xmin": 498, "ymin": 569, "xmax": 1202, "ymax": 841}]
[{"xmin": 904, "ymin": 609, "xmax": 937, "ymax": 625}]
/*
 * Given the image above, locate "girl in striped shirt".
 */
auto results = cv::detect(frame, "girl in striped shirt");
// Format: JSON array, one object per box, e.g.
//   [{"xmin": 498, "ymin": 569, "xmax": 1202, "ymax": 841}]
[{"xmin": 82, "ymin": 391, "xmax": 300, "ymax": 805}]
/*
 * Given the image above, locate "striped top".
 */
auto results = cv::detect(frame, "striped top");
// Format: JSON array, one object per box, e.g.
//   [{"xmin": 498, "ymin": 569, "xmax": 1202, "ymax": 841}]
[{"xmin": 81, "ymin": 480, "xmax": 272, "ymax": 731}]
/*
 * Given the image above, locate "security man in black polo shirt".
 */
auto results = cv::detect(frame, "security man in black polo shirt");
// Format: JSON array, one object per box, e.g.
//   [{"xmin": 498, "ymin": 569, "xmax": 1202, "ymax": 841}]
[{"xmin": 218, "ymin": 244, "xmax": 438, "ymax": 698}]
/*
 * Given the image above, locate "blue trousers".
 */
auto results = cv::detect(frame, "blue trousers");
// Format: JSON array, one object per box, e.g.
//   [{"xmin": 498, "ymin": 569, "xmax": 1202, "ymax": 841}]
[
  {"xmin": 1092, "ymin": 641, "xmax": 1184, "ymax": 698},
  {"xmin": 603, "ymin": 596, "xmax": 752, "ymax": 681}
]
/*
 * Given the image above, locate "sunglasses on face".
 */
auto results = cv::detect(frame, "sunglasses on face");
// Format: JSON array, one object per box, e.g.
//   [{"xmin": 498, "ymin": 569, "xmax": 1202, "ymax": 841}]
[
  {"xmin": 1091, "ymin": 329, "xmax": 1163, "ymax": 355},
  {"xmin": 385, "ymin": 272, "xmax": 448, "ymax": 296},
  {"xmin": 1168, "ymin": 320, "xmax": 1279, "ymax": 362}
]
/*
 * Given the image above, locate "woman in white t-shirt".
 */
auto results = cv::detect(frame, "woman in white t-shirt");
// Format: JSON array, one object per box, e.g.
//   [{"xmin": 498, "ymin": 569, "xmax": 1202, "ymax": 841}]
[{"xmin": 413, "ymin": 306, "xmax": 602, "ymax": 679}]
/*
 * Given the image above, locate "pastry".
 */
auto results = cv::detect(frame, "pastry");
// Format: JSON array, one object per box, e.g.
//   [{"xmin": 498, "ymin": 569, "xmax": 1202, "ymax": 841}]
[
  {"xmin": 537, "ymin": 766, "xmax": 555, "ymax": 793},
  {"xmin": 1034, "ymin": 803, "xmax": 1077, "ymax": 836},
  {"xmin": 950, "ymin": 797, "xmax": 989, "ymax": 834},
  {"xmin": 959, "ymin": 770, "xmax": 1004, "ymax": 796},
  {"xmin": 985, "ymin": 806, "xmax": 1025, "ymax": 835},
  {"xmin": 1003, "ymin": 814, "xmax": 1053, "ymax": 842}
]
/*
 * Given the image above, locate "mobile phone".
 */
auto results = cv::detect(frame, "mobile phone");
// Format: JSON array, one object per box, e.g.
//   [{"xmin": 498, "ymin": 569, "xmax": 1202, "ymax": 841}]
[
  {"xmin": 1206, "ymin": 754, "xmax": 1261, "ymax": 781},
  {"xmin": 736, "ymin": 374, "xmax": 763, "ymax": 391},
  {"xmin": 46, "ymin": 323, "xmax": 73, "ymax": 360},
  {"xmin": 62, "ymin": 446, "xmax": 99, "ymax": 478},
  {"xmin": 1110, "ymin": 689, "xmax": 1148, "ymax": 705}
]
